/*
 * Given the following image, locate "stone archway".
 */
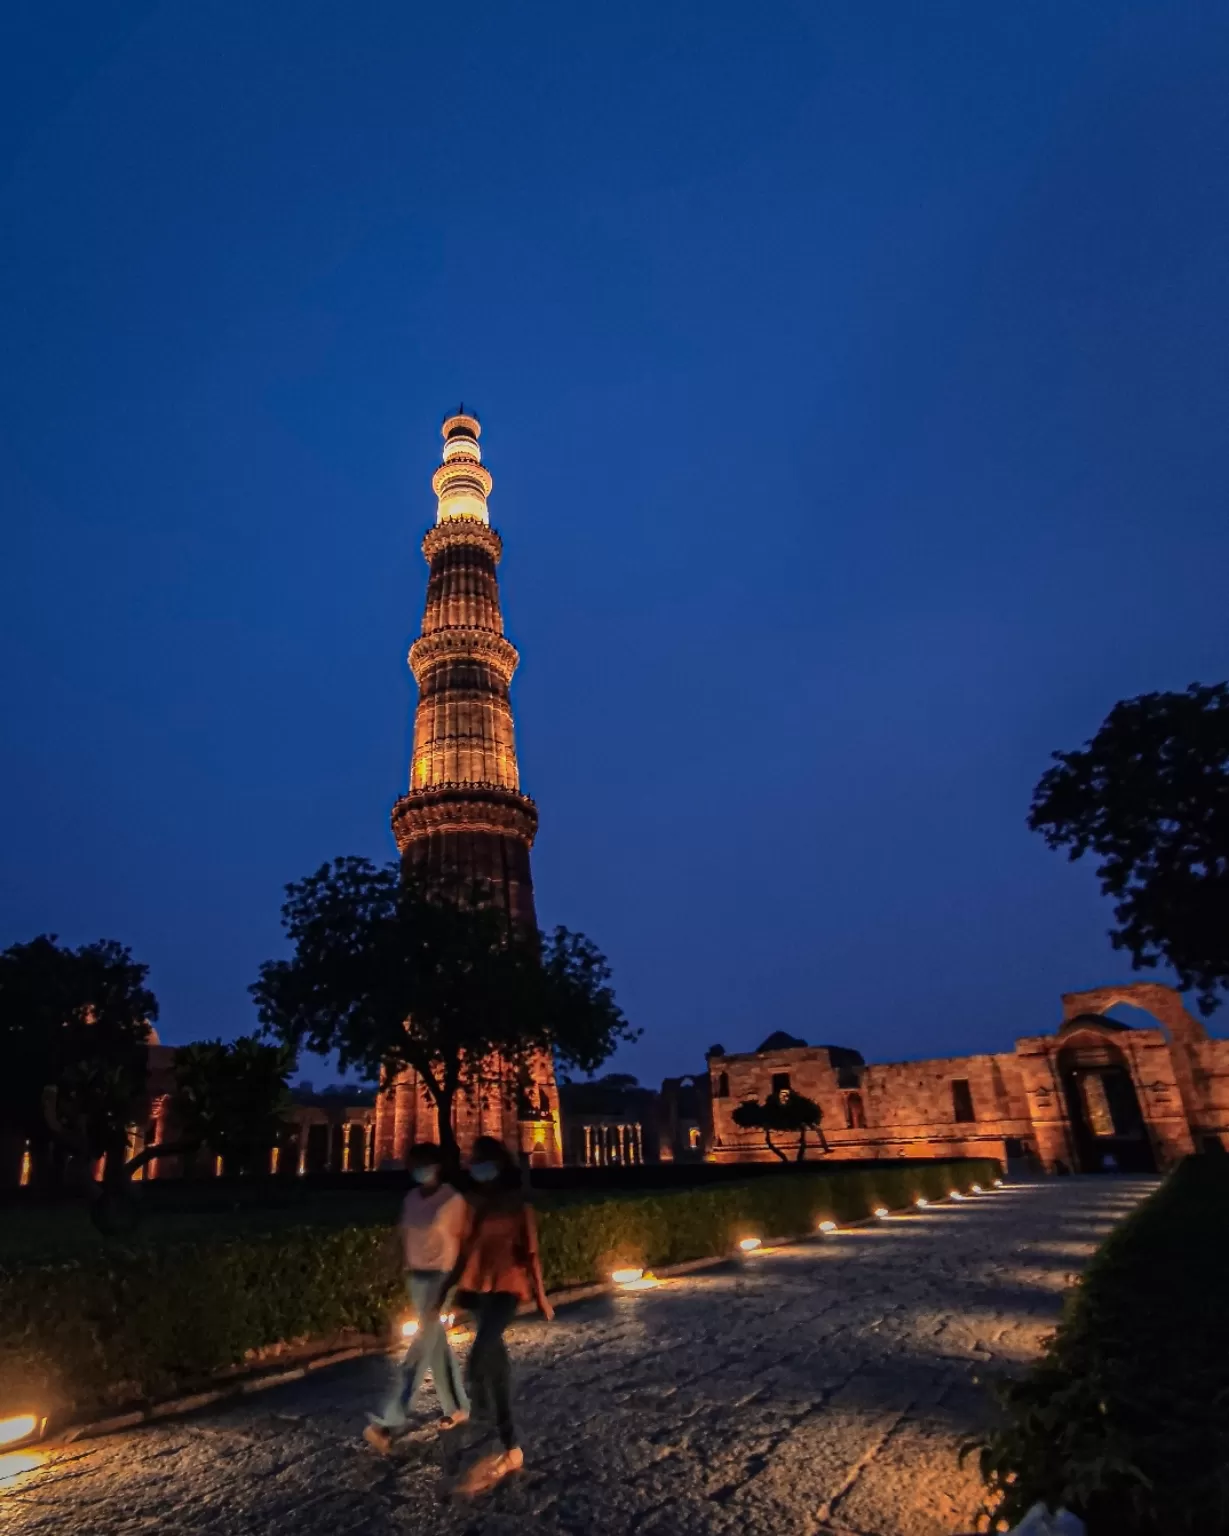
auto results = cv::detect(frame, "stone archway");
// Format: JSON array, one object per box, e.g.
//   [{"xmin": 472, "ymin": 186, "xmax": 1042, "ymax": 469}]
[
  {"xmin": 1061, "ymin": 982, "xmax": 1208, "ymax": 1138},
  {"xmin": 1056, "ymin": 1028, "xmax": 1156, "ymax": 1173},
  {"xmin": 1061, "ymin": 983, "xmax": 1207, "ymax": 1046}
]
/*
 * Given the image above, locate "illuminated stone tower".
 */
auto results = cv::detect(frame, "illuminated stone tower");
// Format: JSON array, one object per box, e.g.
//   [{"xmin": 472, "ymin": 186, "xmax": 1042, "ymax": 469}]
[
  {"xmin": 391, "ymin": 410, "xmax": 538, "ymax": 923},
  {"xmin": 375, "ymin": 411, "xmax": 560, "ymax": 1168}
]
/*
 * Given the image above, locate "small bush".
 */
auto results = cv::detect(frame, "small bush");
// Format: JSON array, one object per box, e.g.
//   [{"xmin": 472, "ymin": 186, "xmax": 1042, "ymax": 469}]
[
  {"xmin": 0, "ymin": 1157, "xmax": 997, "ymax": 1423},
  {"xmin": 972, "ymin": 1153, "xmax": 1229, "ymax": 1535}
]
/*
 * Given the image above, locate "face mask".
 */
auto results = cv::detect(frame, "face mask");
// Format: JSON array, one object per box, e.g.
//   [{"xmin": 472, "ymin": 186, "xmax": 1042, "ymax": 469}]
[
  {"xmin": 470, "ymin": 1162, "xmax": 498, "ymax": 1184},
  {"xmin": 412, "ymin": 1166, "xmax": 439, "ymax": 1185}
]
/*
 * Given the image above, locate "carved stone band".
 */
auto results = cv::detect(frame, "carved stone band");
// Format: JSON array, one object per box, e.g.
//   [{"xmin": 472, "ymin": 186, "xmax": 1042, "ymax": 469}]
[
  {"xmin": 391, "ymin": 784, "xmax": 539, "ymax": 850},
  {"xmin": 408, "ymin": 629, "xmax": 519, "ymax": 684},
  {"xmin": 422, "ymin": 519, "xmax": 504, "ymax": 563}
]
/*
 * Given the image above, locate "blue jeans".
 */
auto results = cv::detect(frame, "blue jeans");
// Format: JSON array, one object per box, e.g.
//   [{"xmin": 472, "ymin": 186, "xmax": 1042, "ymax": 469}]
[{"xmin": 382, "ymin": 1270, "xmax": 469, "ymax": 1423}]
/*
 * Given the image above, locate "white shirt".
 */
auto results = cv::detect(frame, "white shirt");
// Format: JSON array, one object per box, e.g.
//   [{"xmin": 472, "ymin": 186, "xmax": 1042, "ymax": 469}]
[{"xmin": 399, "ymin": 1183, "xmax": 467, "ymax": 1273}]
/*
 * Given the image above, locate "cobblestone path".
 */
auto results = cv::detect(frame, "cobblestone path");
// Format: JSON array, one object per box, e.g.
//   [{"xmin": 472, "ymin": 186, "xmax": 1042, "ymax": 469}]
[{"xmin": 0, "ymin": 1178, "xmax": 1153, "ymax": 1536}]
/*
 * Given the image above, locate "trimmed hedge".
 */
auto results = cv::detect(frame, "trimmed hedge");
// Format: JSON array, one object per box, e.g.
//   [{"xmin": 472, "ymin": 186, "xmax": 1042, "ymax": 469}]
[
  {"xmin": 0, "ymin": 1157, "xmax": 997, "ymax": 1424},
  {"xmin": 535, "ymin": 1158, "xmax": 999, "ymax": 1287},
  {"xmin": 973, "ymin": 1153, "xmax": 1229, "ymax": 1535}
]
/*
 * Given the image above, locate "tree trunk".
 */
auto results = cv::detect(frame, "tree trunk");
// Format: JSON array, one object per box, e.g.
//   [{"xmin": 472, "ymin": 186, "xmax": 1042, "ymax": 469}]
[
  {"xmin": 433, "ymin": 1082, "xmax": 460, "ymax": 1168},
  {"xmin": 124, "ymin": 1139, "xmax": 201, "ymax": 1179},
  {"xmin": 764, "ymin": 1129, "xmax": 788, "ymax": 1162}
]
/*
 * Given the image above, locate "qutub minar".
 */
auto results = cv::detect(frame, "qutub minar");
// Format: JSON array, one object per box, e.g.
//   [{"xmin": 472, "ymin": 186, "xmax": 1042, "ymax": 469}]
[{"xmin": 373, "ymin": 411, "xmax": 563, "ymax": 1167}]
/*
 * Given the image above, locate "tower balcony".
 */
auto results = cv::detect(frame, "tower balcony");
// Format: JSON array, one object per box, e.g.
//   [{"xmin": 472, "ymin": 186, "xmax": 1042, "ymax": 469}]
[{"xmin": 391, "ymin": 781, "xmax": 539, "ymax": 852}]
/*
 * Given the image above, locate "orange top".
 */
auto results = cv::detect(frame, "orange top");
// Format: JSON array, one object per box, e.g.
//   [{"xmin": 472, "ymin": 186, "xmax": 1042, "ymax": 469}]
[{"xmin": 455, "ymin": 1190, "xmax": 541, "ymax": 1303}]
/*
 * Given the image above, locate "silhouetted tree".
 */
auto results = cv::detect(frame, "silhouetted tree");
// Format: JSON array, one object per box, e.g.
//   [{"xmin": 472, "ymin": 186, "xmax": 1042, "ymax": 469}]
[
  {"xmin": 0, "ymin": 935, "xmax": 157, "ymax": 1188},
  {"xmin": 168, "ymin": 1036, "xmax": 295, "ymax": 1175},
  {"xmin": 732, "ymin": 1089, "xmax": 827, "ymax": 1161},
  {"xmin": 1029, "ymin": 683, "xmax": 1229, "ymax": 1014},
  {"xmin": 251, "ymin": 858, "xmax": 637, "ymax": 1162}
]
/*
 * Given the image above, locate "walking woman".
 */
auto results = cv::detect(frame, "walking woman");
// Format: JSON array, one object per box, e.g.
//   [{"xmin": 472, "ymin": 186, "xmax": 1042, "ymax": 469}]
[
  {"xmin": 364, "ymin": 1141, "xmax": 470, "ymax": 1453},
  {"xmin": 443, "ymin": 1135, "xmax": 554, "ymax": 1495}
]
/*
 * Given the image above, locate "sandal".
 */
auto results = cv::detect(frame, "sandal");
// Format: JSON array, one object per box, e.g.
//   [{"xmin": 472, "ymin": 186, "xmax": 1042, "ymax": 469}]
[{"xmin": 453, "ymin": 1446, "xmax": 524, "ymax": 1496}]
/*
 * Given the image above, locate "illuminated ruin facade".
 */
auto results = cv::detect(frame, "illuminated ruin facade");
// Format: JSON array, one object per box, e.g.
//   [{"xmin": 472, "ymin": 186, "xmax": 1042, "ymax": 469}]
[{"xmin": 708, "ymin": 983, "xmax": 1229, "ymax": 1174}]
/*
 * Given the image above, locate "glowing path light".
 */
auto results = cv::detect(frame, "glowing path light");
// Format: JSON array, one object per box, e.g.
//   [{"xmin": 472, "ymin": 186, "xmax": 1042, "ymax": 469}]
[
  {"xmin": 611, "ymin": 1268, "xmax": 643, "ymax": 1285},
  {"xmin": 873, "ymin": 1207, "xmax": 890, "ymax": 1218},
  {"xmin": 915, "ymin": 1198, "xmax": 929, "ymax": 1208},
  {"xmin": 400, "ymin": 1319, "xmax": 419, "ymax": 1340},
  {"xmin": 971, "ymin": 1183, "xmax": 983, "ymax": 1193},
  {"xmin": 0, "ymin": 1416, "xmax": 40, "ymax": 1450},
  {"xmin": 993, "ymin": 1178, "xmax": 1004, "ymax": 1187},
  {"xmin": 950, "ymin": 1190, "xmax": 967, "ymax": 1201},
  {"xmin": 738, "ymin": 1237, "xmax": 761, "ymax": 1252},
  {"xmin": 818, "ymin": 1220, "xmax": 838, "ymax": 1233}
]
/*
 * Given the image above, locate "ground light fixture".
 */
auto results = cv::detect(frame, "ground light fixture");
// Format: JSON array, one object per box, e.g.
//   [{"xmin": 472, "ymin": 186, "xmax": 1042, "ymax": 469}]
[
  {"xmin": 915, "ymin": 1198, "xmax": 929, "ymax": 1208},
  {"xmin": 873, "ymin": 1207, "xmax": 890, "ymax": 1218},
  {"xmin": 611, "ymin": 1267, "xmax": 644, "ymax": 1285},
  {"xmin": 738, "ymin": 1237, "xmax": 761, "ymax": 1252},
  {"xmin": 970, "ymin": 1183, "xmax": 983, "ymax": 1193},
  {"xmin": 993, "ymin": 1178, "xmax": 1004, "ymax": 1187},
  {"xmin": 0, "ymin": 1414, "xmax": 43, "ymax": 1450},
  {"xmin": 400, "ymin": 1319, "xmax": 419, "ymax": 1340},
  {"xmin": 818, "ymin": 1220, "xmax": 838, "ymax": 1233},
  {"xmin": 950, "ymin": 1190, "xmax": 966, "ymax": 1200}
]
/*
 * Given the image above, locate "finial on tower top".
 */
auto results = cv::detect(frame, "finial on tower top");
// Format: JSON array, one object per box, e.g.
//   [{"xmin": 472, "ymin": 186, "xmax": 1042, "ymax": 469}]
[{"xmin": 442, "ymin": 407, "xmax": 481, "ymax": 443}]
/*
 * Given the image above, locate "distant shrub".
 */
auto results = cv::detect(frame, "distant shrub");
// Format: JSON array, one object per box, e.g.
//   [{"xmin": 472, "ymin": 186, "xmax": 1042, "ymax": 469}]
[{"xmin": 0, "ymin": 1157, "xmax": 998, "ymax": 1424}]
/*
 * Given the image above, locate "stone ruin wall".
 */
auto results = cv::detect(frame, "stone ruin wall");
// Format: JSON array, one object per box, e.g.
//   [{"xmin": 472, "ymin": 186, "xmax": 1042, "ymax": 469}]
[
  {"xmin": 709, "ymin": 1045, "xmax": 1033, "ymax": 1165},
  {"xmin": 709, "ymin": 984, "xmax": 1229, "ymax": 1172}
]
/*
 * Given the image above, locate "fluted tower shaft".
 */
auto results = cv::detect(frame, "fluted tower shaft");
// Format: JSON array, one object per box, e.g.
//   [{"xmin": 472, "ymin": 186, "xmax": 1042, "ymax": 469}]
[{"xmin": 391, "ymin": 412, "xmax": 538, "ymax": 925}]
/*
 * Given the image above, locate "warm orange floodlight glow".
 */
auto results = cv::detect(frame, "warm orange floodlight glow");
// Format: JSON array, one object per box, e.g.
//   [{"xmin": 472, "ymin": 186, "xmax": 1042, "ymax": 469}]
[
  {"xmin": 611, "ymin": 1268, "xmax": 644, "ymax": 1285},
  {"xmin": 400, "ymin": 1319, "xmax": 419, "ymax": 1340},
  {"xmin": 0, "ymin": 1415, "xmax": 41, "ymax": 1450},
  {"xmin": 738, "ymin": 1237, "xmax": 761, "ymax": 1252},
  {"xmin": 873, "ymin": 1207, "xmax": 889, "ymax": 1218},
  {"xmin": 818, "ymin": 1220, "xmax": 838, "ymax": 1233},
  {"xmin": 0, "ymin": 1449, "xmax": 44, "ymax": 1484},
  {"xmin": 439, "ymin": 1312, "xmax": 455, "ymax": 1329}
]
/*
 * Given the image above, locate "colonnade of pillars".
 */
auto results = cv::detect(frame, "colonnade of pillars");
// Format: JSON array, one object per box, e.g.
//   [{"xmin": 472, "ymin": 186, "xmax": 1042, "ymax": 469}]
[{"xmin": 582, "ymin": 1122, "xmax": 643, "ymax": 1166}]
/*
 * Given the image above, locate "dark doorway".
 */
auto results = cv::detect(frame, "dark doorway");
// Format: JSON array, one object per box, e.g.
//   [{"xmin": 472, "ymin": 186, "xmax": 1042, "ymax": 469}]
[
  {"xmin": 1057, "ymin": 1040, "xmax": 1156, "ymax": 1173},
  {"xmin": 306, "ymin": 1122, "xmax": 330, "ymax": 1173}
]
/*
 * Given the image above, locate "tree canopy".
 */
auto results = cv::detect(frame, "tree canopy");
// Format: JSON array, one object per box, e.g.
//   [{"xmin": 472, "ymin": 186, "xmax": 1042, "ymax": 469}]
[
  {"xmin": 251, "ymin": 857, "xmax": 637, "ymax": 1159},
  {"xmin": 1028, "ymin": 683, "xmax": 1229, "ymax": 1014},
  {"xmin": 731, "ymin": 1088, "xmax": 827, "ymax": 1161},
  {"xmin": 0, "ymin": 934, "xmax": 157, "ymax": 1166},
  {"xmin": 169, "ymin": 1036, "xmax": 295, "ymax": 1174}
]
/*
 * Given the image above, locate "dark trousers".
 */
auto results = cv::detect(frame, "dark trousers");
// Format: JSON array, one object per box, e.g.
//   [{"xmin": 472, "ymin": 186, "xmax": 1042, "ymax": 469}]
[{"xmin": 458, "ymin": 1291, "xmax": 520, "ymax": 1451}]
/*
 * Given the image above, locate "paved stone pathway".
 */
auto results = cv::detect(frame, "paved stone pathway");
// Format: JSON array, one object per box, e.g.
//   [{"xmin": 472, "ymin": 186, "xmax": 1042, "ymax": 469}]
[{"xmin": 0, "ymin": 1178, "xmax": 1154, "ymax": 1536}]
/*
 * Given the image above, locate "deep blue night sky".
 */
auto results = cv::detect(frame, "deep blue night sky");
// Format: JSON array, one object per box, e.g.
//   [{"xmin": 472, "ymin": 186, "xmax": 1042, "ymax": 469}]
[{"xmin": 2, "ymin": 2, "xmax": 1227, "ymax": 1086}]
